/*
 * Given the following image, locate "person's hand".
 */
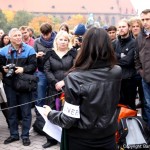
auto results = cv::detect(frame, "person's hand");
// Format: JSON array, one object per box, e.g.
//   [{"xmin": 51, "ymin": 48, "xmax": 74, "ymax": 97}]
[
  {"xmin": 55, "ymin": 80, "xmax": 65, "ymax": 91},
  {"xmin": 36, "ymin": 51, "xmax": 45, "ymax": 58},
  {"xmin": 43, "ymin": 105, "xmax": 52, "ymax": 117},
  {"xmin": 15, "ymin": 67, "xmax": 24, "ymax": 74}
]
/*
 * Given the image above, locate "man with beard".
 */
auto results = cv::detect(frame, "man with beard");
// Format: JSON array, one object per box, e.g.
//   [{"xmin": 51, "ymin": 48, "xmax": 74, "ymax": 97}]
[
  {"xmin": 112, "ymin": 19, "xmax": 137, "ymax": 109},
  {"xmin": 19, "ymin": 26, "xmax": 34, "ymax": 47}
]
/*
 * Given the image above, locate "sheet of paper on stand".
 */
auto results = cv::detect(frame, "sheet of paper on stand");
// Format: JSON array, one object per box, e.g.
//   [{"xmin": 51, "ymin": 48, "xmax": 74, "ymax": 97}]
[{"xmin": 35, "ymin": 105, "xmax": 62, "ymax": 142}]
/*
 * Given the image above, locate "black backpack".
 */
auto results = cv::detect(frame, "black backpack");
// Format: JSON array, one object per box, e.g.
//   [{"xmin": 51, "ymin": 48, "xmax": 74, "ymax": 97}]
[
  {"xmin": 32, "ymin": 114, "xmax": 46, "ymax": 136},
  {"xmin": 118, "ymin": 116, "xmax": 150, "ymax": 150}
]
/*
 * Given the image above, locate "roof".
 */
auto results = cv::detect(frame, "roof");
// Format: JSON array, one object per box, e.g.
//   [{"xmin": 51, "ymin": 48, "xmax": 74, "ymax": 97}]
[{"xmin": 0, "ymin": 0, "xmax": 136, "ymax": 15}]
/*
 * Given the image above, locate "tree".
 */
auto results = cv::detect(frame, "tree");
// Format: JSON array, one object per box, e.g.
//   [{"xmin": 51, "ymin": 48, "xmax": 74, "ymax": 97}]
[
  {"xmin": 2, "ymin": 10, "xmax": 15, "ymax": 23},
  {"xmin": 28, "ymin": 16, "xmax": 53, "ymax": 36},
  {"xmin": 10, "ymin": 10, "xmax": 34, "ymax": 29},
  {"xmin": 0, "ymin": 10, "xmax": 8, "ymax": 32},
  {"xmin": 66, "ymin": 14, "xmax": 86, "ymax": 29}
]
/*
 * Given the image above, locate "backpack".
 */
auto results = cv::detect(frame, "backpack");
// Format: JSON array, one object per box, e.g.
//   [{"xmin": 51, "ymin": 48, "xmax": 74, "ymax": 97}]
[
  {"xmin": 118, "ymin": 116, "xmax": 150, "ymax": 150},
  {"xmin": 32, "ymin": 114, "xmax": 46, "ymax": 136},
  {"xmin": 116, "ymin": 104, "xmax": 137, "ymax": 143}
]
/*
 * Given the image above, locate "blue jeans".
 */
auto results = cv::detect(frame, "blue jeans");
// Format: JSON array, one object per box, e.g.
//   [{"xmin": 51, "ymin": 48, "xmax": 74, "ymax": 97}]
[
  {"xmin": 4, "ymin": 85, "xmax": 32, "ymax": 139},
  {"xmin": 34, "ymin": 71, "xmax": 48, "ymax": 107},
  {"xmin": 142, "ymin": 79, "xmax": 150, "ymax": 127}
]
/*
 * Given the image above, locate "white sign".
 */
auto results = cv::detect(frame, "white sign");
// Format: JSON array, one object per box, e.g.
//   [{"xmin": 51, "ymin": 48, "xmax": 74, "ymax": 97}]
[{"xmin": 35, "ymin": 106, "xmax": 62, "ymax": 142}]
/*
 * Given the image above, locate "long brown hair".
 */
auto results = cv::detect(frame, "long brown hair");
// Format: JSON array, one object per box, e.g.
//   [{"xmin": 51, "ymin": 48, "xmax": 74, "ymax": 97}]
[{"xmin": 71, "ymin": 27, "xmax": 116, "ymax": 71}]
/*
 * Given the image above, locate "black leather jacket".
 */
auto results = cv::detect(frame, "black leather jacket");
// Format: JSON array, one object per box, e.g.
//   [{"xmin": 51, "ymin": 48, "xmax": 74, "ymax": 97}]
[{"xmin": 48, "ymin": 64, "xmax": 122, "ymax": 139}]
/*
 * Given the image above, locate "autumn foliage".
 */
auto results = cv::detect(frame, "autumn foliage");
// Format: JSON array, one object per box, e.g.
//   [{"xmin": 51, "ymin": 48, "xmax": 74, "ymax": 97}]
[
  {"xmin": 28, "ymin": 16, "xmax": 53, "ymax": 36},
  {"xmin": 66, "ymin": 14, "xmax": 86, "ymax": 29},
  {"xmin": 1, "ymin": 9, "xmax": 88, "ymax": 35},
  {"xmin": 2, "ymin": 10, "xmax": 15, "ymax": 22}
]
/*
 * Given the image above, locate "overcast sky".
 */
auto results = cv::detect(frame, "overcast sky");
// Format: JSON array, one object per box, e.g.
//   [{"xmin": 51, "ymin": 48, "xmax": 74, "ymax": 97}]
[{"xmin": 131, "ymin": 0, "xmax": 150, "ymax": 15}]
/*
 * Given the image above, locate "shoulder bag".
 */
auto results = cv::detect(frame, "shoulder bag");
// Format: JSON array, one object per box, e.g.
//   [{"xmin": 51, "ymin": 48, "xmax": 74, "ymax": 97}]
[{"xmin": 13, "ymin": 73, "xmax": 39, "ymax": 92}]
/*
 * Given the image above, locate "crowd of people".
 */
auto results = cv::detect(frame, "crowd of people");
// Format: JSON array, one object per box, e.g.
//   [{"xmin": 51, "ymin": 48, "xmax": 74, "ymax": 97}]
[{"xmin": 0, "ymin": 8, "xmax": 150, "ymax": 150}]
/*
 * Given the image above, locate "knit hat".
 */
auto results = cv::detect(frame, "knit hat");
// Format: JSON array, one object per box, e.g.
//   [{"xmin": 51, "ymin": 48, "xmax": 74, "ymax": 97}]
[{"xmin": 74, "ymin": 24, "xmax": 86, "ymax": 36}]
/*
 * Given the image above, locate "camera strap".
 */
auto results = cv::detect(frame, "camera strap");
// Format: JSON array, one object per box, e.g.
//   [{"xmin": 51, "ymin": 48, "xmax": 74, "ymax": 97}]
[{"xmin": 6, "ymin": 46, "xmax": 21, "ymax": 66}]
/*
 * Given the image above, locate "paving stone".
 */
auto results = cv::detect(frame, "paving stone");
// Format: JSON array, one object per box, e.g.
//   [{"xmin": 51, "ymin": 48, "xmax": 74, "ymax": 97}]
[{"xmin": 0, "ymin": 109, "xmax": 60, "ymax": 150}]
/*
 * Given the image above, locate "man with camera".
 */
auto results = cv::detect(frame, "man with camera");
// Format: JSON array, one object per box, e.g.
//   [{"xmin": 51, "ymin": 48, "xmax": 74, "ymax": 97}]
[
  {"xmin": 73, "ymin": 23, "xmax": 86, "ymax": 51},
  {"xmin": 0, "ymin": 28, "xmax": 37, "ymax": 146}
]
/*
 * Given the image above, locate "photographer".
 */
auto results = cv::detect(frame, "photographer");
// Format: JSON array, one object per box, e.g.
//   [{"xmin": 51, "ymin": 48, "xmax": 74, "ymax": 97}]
[
  {"xmin": 72, "ymin": 23, "xmax": 86, "ymax": 51},
  {"xmin": 71, "ymin": 35, "xmax": 83, "ymax": 51},
  {"xmin": 0, "ymin": 28, "xmax": 37, "ymax": 146}
]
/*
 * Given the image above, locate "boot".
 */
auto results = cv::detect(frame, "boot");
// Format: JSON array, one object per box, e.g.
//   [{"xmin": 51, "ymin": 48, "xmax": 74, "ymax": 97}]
[{"xmin": 42, "ymin": 138, "xmax": 57, "ymax": 148}]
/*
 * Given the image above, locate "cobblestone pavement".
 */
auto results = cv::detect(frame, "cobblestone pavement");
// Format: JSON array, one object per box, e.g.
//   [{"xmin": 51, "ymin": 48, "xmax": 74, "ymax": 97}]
[
  {"xmin": 0, "ymin": 100, "xmax": 142, "ymax": 150},
  {"xmin": 0, "ymin": 109, "xmax": 60, "ymax": 150}
]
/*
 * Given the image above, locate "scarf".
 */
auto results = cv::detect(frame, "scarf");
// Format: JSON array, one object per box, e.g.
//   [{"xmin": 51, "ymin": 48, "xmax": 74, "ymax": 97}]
[{"xmin": 40, "ymin": 32, "xmax": 56, "ymax": 48}]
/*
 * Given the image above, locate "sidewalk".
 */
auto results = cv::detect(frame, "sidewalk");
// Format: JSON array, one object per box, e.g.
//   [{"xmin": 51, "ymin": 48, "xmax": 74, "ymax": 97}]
[
  {"xmin": 0, "ymin": 100, "xmax": 141, "ymax": 150},
  {"xmin": 0, "ymin": 109, "xmax": 60, "ymax": 150}
]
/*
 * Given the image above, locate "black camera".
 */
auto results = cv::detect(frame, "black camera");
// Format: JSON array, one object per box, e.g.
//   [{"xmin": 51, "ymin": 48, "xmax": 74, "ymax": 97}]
[
  {"xmin": 5, "ymin": 64, "xmax": 16, "ymax": 78},
  {"xmin": 78, "ymin": 36, "xmax": 83, "ymax": 43}
]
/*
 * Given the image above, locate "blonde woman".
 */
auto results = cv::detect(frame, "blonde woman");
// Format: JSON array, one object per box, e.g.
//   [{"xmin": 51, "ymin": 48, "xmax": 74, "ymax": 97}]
[{"xmin": 43, "ymin": 30, "xmax": 77, "ymax": 148}]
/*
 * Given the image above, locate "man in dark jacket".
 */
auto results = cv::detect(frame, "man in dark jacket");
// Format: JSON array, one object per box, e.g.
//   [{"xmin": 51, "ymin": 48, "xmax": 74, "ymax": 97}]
[
  {"xmin": 129, "ymin": 17, "xmax": 146, "ymax": 115},
  {"xmin": 135, "ymin": 9, "xmax": 150, "ymax": 127},
  {"xmin": 0, "ymin": 28, "xmax": 37, "ymax": 146},
  {"xmin": 33, "ymin": 23, "xmax": 57, "ymax": 148},
  {"xmin": 113, "ymin": 19, "xmax": 137, "ymax": 109},
  {"xmin": 34, "ymin": 22, "xmax": 56, "ymax": 108}
]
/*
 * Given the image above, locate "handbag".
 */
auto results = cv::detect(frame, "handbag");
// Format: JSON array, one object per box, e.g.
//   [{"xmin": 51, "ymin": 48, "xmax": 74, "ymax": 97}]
[{"xmin": 13, "ymin": 73, "xmax": 39, "ymax": 92}]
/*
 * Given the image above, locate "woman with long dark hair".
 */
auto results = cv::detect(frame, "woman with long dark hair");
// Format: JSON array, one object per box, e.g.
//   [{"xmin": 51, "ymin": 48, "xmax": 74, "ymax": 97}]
[
  {"xmin": 0, "ymin": 34, "xmax": 10, "ymax": 48},
  {"xmin": 44, "ymin": 27, "xmax": 122, "ymax": 150}
]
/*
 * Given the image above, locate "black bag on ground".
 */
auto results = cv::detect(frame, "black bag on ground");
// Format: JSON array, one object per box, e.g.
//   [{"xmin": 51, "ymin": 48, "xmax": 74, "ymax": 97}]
[
  {"xmin": 13, "ymin": 73, "xmax": 38, "ymax": 92},
  {"xmin": 32, "ymin": 113, "xmax": 46, "ymax": 136},
  {"xmin": 118, "ymin": 116, "xmax": 150, "ymax": 150}
]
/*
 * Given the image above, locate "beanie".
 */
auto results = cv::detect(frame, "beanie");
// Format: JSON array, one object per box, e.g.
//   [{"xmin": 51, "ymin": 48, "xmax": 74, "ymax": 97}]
[{"xmin": 74, "ymin": 24, "xmax": 86, "ymax": 36}]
